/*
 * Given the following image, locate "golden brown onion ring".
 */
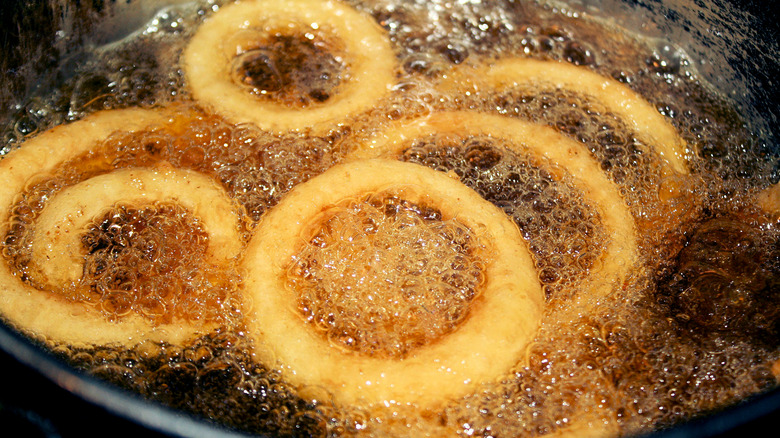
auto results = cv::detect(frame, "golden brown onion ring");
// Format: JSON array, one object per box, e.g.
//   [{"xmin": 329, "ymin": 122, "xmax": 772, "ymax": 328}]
[
  {"xmin": 0, "ymin": 109, "xmax": 242, "ymax": 347},
  {"xmin": 349, "ymin": 111, "xmax": 638, "ymax": 309},
  {"xmin": 444, "ymin": 58, "xmax": 689, "ymax": 174},
  {"xmin": 759, "ymin": 183, "xmax": 780, "ymax": 220},
  {"xmin": 183, "ymin": 0, "xmax": 396, "ymax": 133},
  {"xmin": 243, "ymin": 158, "xmax": 544, "ymax": 407},
  {"xmin": 28, "ymin": 167, "xmax": 242, "ymax": 289}
]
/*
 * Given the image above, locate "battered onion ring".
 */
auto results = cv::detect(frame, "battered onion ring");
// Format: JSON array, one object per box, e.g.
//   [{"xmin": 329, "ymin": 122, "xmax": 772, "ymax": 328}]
[
  {"xmin": 444, "ymin": 58, "xmax": 689, "ymax": 175},
  {"xmin": 28, "ymin": 167, "xmax": 242, "ymax": 289},
  {"xmin": 0, "ymin": 109, "xmax": 242, "ymax": 347},
  {"xmin": 244, "ymin": 159, "xmax": 544, "ymax": 407},
  {"xmin": 759, "ymin": 183, "xmax": 780, "ymax": 221},
  {"xmin": 183, "ymin": 0, "xmax": 396, "ymax": 133},
  {"xmin": 350, "ymin": 111, "xmax": 638, "ymax": 308}
]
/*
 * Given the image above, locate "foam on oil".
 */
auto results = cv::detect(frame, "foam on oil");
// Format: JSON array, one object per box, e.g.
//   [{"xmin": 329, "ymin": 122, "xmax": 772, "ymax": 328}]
[{"xmin": 0, "ymin": 1, "xmax": 778, "ymax": 437}]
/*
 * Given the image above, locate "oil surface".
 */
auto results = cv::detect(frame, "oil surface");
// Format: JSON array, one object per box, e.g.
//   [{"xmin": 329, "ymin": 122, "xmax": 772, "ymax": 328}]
[
  {"xmin": 287, "ymin": 193, "xmax": 487, "ymax": 359},
  {"xmin": 0, "ymin": 1, "xmax": 778, "ymax": 437}
]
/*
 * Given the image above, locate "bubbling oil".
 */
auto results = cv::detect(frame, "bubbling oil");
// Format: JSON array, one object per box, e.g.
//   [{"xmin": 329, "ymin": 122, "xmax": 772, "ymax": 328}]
[
  {"xmin": 286, "ymin": 192, "xmax": 488, "ymax": 359},
  {"xmin": 1, "ymin": 0, "xmax": 778, "ymax": 437},
  {"xmin": 398, "ymin": 133, "xmax": 607, "ymax": 300},
  {"xmin": 231, "ymin": 31, "xmax": 346, "ymax": 108}
]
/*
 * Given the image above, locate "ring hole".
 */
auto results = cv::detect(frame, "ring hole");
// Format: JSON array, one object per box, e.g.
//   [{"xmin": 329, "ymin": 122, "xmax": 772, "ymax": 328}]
[
  {"xmin": 285, "ymin": 192, "xmax": 488, "ymax": 359},
  {"xmin": 64, "ymin": 201, "xmax": 238, "ymax": 324},
  {"xmin": 398, "ymin": 131, "xmax": 608, "ymax": 299},
  {"xmin": 230, "ymin": 32, "xmax": 346, "ymax": 108}
]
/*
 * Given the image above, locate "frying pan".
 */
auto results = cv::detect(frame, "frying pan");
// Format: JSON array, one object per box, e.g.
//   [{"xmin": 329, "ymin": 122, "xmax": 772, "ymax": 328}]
[{"xmin": 0, "ymin": 0, "xmax": 777, "ymax": 437}]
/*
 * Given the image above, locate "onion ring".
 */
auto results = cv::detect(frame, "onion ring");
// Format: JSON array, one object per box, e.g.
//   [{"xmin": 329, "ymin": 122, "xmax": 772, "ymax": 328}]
[
  {"xmin": 0, "ymin": 109, "xmax": 242, "ymax": 347},
  {"xmin": 28, "ymin": 167, "xmax": 242, "ymax": 289},
  {"xmin": 444, "ymin": 58, "xmax": 689, "ymax": 175},
  {"xmin": 243, "ymin": 158, "xmax": 544, "ymax": 407},
  {"xmin": 759, "ymin": 183, "xmax": 780, "ymax": 220},
  {"xmin": 350, "ymin": 111, "xmax": 638, "ymax": 308},
  {"xmin": 183, "ymin": 0, "xmax": 397, "ymax": 133}
]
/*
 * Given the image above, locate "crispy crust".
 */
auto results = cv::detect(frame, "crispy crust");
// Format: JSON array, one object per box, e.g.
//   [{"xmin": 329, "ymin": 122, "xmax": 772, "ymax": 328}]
[
  {"xmin": 243, "ymin": 158, "xmax": 544, "ymax": 407},
  {"xmin": 0, "ymin": 109, "xmax": 241, "ymax": 348},
  {"xmin": 183, "ymin": 0, "xmax": 397, "ymax": 133},
  {"xmin": 759, "ymin": 183, "xmax": 780, "ymax": 219}
]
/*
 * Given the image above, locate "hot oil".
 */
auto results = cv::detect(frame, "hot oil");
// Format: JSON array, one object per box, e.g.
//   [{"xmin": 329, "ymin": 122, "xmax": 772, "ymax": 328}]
[
  {"xmin": 0, "ymin": 0, "xmax": 778, "ymax": 437},
  {"xmin": 398, "ymin": 133, "xmax": 608, "ymax": 301},
  {"xmin": 288, "ymin": 192, "xmax": 488, "ymax": 360}
]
